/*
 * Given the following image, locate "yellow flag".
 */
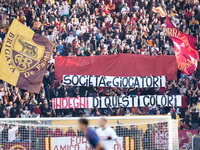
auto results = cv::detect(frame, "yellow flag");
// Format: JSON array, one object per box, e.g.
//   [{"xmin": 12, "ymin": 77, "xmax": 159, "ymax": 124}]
[{"xmin": 0, "ymin": 19, "xmax": 52, "ymax": 93}]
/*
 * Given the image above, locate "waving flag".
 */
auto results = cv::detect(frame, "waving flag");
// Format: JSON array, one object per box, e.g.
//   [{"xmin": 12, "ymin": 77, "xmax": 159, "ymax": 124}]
[
  {"xmin": 178, "ymin": 130, "xmax": 198, "ymax": 149},
  {"xmin": 0, "ymin": 19, "xmax": 52, "ymax": 92},
  {"xmin": 152, "ymin": 6, "xmax": 167, "ymax": 17},
  {"xmin": 166, "ymin": 16, "xmax": 199, "ymax": 75}
]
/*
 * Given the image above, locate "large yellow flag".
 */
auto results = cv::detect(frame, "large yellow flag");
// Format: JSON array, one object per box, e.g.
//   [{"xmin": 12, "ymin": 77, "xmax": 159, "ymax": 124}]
[{"xmin": 0, "ymin": 19, "xmax": 52, "ymax": 93}]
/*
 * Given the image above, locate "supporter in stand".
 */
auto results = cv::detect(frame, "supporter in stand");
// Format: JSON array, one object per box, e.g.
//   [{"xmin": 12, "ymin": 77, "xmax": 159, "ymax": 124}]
[
  {"xmin": 65, "ymin": 127, "xmax": 76, "ymax": 137},
  {"xmin": 8, "ymin": 123, "xmax": 19, "ymax": 142},
  {"xmin": 53, "ymin": 127, "xmax": 63, "ymax": 137},
  {"xmin": 0, "ymin": 0, "xmax": 199, "ymax": 134}
]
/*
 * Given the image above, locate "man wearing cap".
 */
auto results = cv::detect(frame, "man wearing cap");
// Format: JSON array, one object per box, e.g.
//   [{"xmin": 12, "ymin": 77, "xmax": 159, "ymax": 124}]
[
  {"xmin": 65, "ymin": 31, "xmax": 75, "ymax": 45},
  {"xmin": 170, "ymin": 109, "xmax": 176, "ymax": 119}
]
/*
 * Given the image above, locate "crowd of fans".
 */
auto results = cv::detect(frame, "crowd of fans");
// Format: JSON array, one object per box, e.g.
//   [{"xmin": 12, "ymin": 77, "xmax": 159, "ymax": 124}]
[{"xmin": 0, "ymin": 0, "xmax": 200, "ymax": 132}]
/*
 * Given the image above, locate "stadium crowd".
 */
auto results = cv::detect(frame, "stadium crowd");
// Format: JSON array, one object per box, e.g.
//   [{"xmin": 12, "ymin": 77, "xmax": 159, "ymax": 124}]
[{"xmin": 0, "ymin": 0, "xmax": 200, "ymax": 132}]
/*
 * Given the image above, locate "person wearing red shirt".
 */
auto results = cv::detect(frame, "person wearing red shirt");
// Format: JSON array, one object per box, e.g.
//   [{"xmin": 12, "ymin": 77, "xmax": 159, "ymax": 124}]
[
  {"xmin": 65, "ymin": 127, "xmax": 77, "ymax": 137},
  {"xmin": 185, "ymin": 8, "xmax": 192, "ymax": 19},
  {"xmin": 98, "ymin": 1, "xmax": 107, "ymax": 15},
  {"xmin": 101, "ymin": 22, "xmax": 106, "ymax": 31},
  {"xmin": 36, "ymin": 128, "xmax": 41, "ymax": 138},
  {"xmin": 33, "ymin": 104, "xmax": 41, "ymax": 117},
  {"xmin": 46, "ymin": 128, "xmax": 53, "ymax": 137},
  {"xmin": 125, "ymin": 16, "xmax": 133, "ymax": 28},
  {"xmin": 72, "ymin": 35, "xmax": 80, "ymax": 54},
  {"xmin": 140, "ymin": 107, "xmax": 149, "ymax": 115},
  {"xmin": 53, "ymin": 128, "xmax": 63, "ymax": 137},
  {"xmin": 36, "ymin": 0, "xmax": 43, "ymax": 6},
  {"xmin": 127, "ymin": 0, "xmax": 133, "ymax": 9},
  {"xmin": 113, "ymin": 0, "xmax": 121, "ymax": 11},
  {"xmin": 180, "ymin": 92, "xmax": 188, "ymax": 118},
  {"xmin": 103, "ymin": 7, "xmax": 110, "ymax": 15},
  {"xmin": 131, "ymin": 13, "xmax": 138, "ymax": 23},
  {"xmin": 54, "ymin": 18, "xmax": 61, "ymax": 31},
  {"xmin": 22, "ymin": 4, "xmax": 29, "ymax": 17},
  {"xmin": 181, "ymin": 94, "xmax": 188, "ymax": 109},
  {"xmin": 104, "ymin": 18, "xmax": 111, "ymax": 32}
]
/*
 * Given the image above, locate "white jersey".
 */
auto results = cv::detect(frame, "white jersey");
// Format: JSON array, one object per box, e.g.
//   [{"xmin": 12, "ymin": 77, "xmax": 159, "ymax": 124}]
[
  {"xmin": 8, "ymin": 126, "xmax": 18, "ymax": 142},
  {"xmin": 96, "ymin": 127, "xmax": 117, "ymax": 150}
]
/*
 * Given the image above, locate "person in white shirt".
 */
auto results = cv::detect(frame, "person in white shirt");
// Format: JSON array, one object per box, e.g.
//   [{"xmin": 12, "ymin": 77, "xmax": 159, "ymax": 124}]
[
  {"xmin": 0, "ymin": 88, "xmax": 4, "ymax": 102},
  {"xmin": 76, "ymin": 0, "xmax": 85, "ymax": 5},
  {"xmin": 0, "ymin": 124, "xmax": 4, "ymax": 133},
  {"xmin": 172, "ymin": 15, "xmax": 179, "ymax": 27},
  {"xmin": 65, "ymin": 32, "xmax": 75, "ymax": 44},
  {"xmin": 96, "ymin": 117, "xmax": 122, "ymax": 150},
  {"xmin": 76, "ymin": 26, "xmax": 82, "ymax": 36},
  {"xmin": 129, "ymin": 31, "xmax": 135, "ymax": 42},
  {"xmin": 81, "ymin": 22, "xmax": 88, "ymax": 33},
  {"xmin": 164, "ymin": 40, "xmax": 170, "ymax": 49},
  {"xmin": 59, "ymin": 1, "xmax": 70, "ymax": 17},
  {"xmin": 121, "ymin": 3, "xmax": 130, "ymax": 14},
  {"xmin": 107, "ymin": 14, "xmax": 113, "ymax": 24},
  {"xmin": 23, "ymin": 106, "xmax": 30, "ymax": 115},
  {"xmin": 8, "ymin": 123, "xmax": 18, "ymax": 142},
  {"xmin": 112, "ymin": 35, "xmax": 121, "ymax": 45}
]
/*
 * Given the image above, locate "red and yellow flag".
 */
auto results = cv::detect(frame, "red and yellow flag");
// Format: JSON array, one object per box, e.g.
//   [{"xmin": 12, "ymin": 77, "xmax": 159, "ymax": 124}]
[
  {"xmin": 0, "ymin": 19, "xmax": 52, "ymax": 92},
  {"xmin": 152, "ymin": 6, "xmax": 167, "ymax": 17},
  {"xmin": 166, "ymin": 16, "xmax": 199, "ymax": 75}
]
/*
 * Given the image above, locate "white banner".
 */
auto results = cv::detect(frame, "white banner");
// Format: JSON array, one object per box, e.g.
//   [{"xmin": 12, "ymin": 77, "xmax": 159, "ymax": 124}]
[
  {"xmin": 63, "ymin": 75, "xmax": 166, "ymax": 88},
  {"xmin": 51, "ymin": 137, "xmax": 123, "ymax": 150},
  {"xmin": 53, "ymin": 95, "xmax": 181, "ymax": 109}
]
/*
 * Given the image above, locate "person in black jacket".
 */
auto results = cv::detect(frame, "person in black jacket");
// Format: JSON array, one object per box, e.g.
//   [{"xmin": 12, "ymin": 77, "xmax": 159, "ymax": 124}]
[
  {"xmin": 0, "ymin": 103, "xmax": 4, "ymax": 118},
  {"xmin": 42, "ymin": 104, "xmax": 51, "ymax": 117},
  {"xmin": 10, "ymin": 103, "xmax": 19, "ymax": 118},
  {"xmin": 183, "ymin": 110, "xmax": 190, "ymax": 127},
  {"xmin": 143, "ymin": 124, "xmax": 152, "ymax": 150}
]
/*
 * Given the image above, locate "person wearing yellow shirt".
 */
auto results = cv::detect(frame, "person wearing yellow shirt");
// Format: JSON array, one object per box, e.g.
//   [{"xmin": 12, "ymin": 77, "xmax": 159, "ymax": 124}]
[
  {"xmin": 46, "ymin": 0, "xmax": 55, "ymax": 4},
  {"xmin": 33, "ymin": 17, "xmax": 42, "ymax": 31},
  {"xmin": 17, "ymin": 14, "xmax": 26, "ymax": 24},
  {"xmin": 189, "ymin": 17, "xmax": 199, "ymax": 25},
  {"xmin": 107, "ymin": 0, "xmax": 115, "ymax": 13}
]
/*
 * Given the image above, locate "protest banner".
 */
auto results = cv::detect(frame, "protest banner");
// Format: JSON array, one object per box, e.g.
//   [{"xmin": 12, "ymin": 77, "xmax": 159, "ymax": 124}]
[
  {"xmin": 45, "ymin": 137, "xmax": 123, "ymax": 150},
  {"xmin": 63, "ymin": 75, "xmax": 166, "ymax": 88},
  {"xmin": 55, "ymin": 54, "xmax": 178, "ymax": 82},
  {"xmin": 53, "ymin": 95, "xmax": 181, "ymax": 109}
]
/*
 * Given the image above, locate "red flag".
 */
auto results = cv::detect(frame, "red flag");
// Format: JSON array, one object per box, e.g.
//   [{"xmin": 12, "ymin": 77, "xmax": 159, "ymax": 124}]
[
  {"xmin": 178, "ymin": 130, "xmax": 198, "ymax": 149},
  {"xmin": 166, "ymin": 16, "xmax": 199, "ymax": 75},
  {"xmin": 55, "ymin": 54, "xmax": 178, "ymax": 81}
]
